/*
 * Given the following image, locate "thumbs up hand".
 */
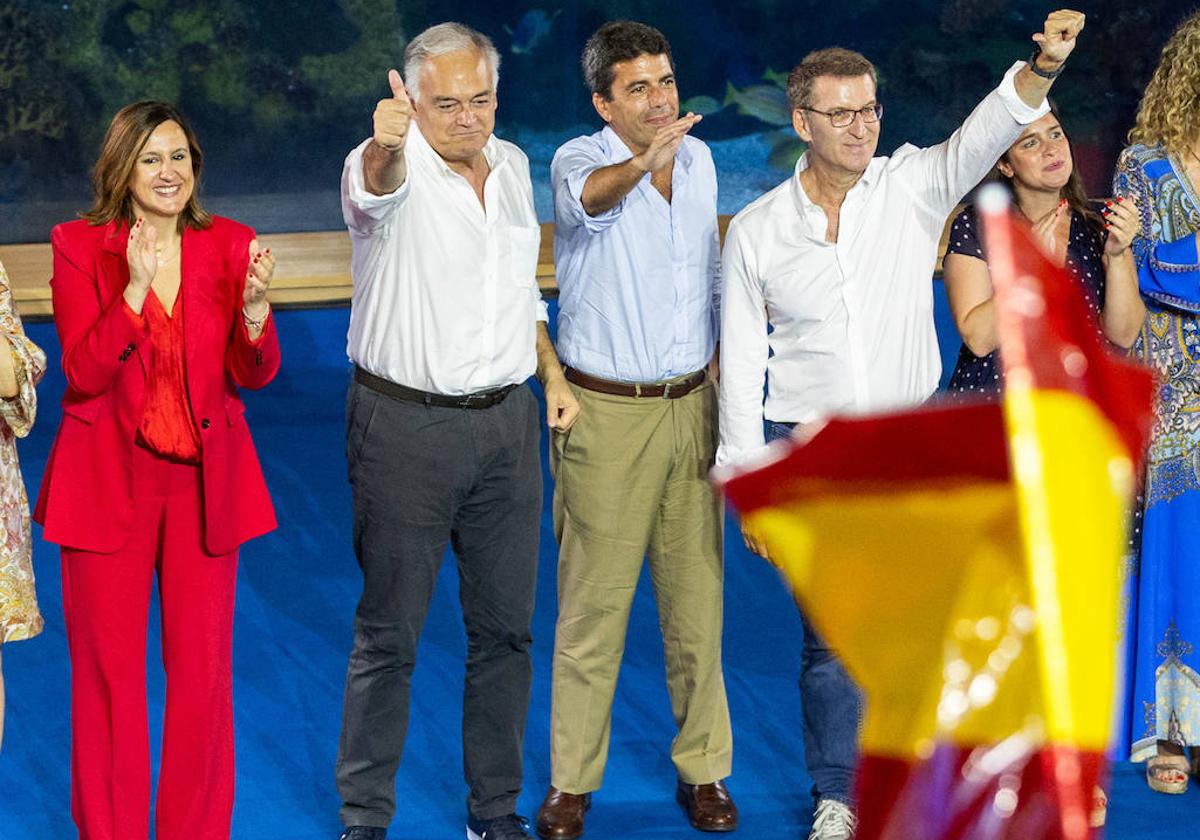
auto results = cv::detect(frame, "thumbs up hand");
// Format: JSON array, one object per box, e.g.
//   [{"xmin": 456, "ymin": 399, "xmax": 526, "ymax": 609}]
[{"xmin": 373, "ymin": 69, "xmax": 413, "ymax": 153}]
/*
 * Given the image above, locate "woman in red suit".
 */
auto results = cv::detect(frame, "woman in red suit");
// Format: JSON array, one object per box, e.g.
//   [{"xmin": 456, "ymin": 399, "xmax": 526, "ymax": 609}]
[{"xmin": 34, "ymin": 101, "xmax": 280, "ymax": 840}]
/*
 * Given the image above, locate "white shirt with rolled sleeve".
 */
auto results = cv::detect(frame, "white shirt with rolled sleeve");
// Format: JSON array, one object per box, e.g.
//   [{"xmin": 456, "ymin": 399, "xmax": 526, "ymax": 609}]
[
  {"xmin": 552, "ymin": 127, "xmax": 720, "ymax": 383},
  {"xmin": 341, "ymin": 124, "xmax": 548, "ymax": 396},
  {"xmin": 716, "ymin": 61, "xmax": 1049, "ymax": 468}
]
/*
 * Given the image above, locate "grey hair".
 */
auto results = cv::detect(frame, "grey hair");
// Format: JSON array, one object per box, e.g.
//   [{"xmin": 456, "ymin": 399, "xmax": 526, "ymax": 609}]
[{"xmin": 403, "ymin": 22, "xmax": 501, "ymax": 103}]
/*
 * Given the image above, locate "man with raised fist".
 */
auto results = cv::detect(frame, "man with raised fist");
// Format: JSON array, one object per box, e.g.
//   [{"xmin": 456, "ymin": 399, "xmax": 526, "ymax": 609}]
[
  {"xmin": 717, "ymin": 9, "xmax": 1087, "ymax": 840},
  {"xmin": 333, "ymin": 21, "xmax": 577, "ymax": 840},
  {"xmin": 535, "ymin": 19, "xmax": 735, "ymax": 840}
]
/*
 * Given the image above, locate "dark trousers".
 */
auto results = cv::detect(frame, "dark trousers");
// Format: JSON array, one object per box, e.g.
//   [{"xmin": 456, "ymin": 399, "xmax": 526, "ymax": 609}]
[
  {"xmin": 767, "ymin": 420, "xmax": 863, "ymax": 805},
  {"xmin": 336, "ymin": 380, "xmax": 542, "ymax": 827}
]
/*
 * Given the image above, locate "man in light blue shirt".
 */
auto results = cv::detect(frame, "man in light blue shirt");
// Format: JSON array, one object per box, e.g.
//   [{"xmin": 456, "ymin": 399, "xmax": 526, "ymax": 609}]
[
  {"xmin": 535, "ymin": 19, "xmax": 735, "ymax": 840},
  {"xmin": 551, "ymin": 108, "xmax": 720, "ymax": 381}
]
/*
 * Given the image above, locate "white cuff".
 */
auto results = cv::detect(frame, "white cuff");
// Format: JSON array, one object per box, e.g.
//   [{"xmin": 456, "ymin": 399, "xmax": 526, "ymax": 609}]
[{"xmin": 345, "ymin": 139, "xmax": 411, "ymax": 213}]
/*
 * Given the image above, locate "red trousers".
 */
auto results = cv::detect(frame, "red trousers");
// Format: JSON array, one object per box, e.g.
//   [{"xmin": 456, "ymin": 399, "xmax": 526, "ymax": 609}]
[{"xmin": 61, "ymin": 444, "xmax": 239, "ymax": 840}]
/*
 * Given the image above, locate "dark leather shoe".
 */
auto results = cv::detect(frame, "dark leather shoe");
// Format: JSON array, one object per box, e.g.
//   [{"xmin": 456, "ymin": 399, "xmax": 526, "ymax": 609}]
[
  {"xmin": 535, "ymin": 786, "xmax": 591, "ymax": 839},
  {"xmin": 676, "ymin": 779, "xmax": 739, "ymax": 832},
  {"xmin": 338, "ymin": 827, "xmax": 387, "ymax": 840}
]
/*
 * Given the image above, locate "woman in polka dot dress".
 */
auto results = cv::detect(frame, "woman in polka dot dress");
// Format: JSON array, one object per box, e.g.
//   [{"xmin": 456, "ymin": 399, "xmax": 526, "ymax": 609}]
[{"xmin": 942, "ymin": 108, "xmax": 1145, "ymax": 397}]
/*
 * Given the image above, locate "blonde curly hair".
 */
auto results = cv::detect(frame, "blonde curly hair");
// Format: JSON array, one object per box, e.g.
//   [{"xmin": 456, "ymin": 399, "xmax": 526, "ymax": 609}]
[{"xmin": 1129, "ymin": 10, "xmax": 1200, "ymax": 154}]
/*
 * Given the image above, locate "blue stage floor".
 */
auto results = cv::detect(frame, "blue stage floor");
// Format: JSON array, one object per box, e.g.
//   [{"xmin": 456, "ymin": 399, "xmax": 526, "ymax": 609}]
[{"xmin": 1, "ymin": 303, "xmax": 1197, "ymax": 838}]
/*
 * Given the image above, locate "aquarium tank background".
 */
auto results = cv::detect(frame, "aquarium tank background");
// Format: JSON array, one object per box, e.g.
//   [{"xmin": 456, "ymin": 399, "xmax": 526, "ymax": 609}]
[{"xmin": 0, "ymin": 0, "xmax": 1191, "ymax": 244}]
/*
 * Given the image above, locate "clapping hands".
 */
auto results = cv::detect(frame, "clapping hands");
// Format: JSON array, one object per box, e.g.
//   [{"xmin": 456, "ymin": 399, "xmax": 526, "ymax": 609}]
[
  {"xmin": 1103, "ymin": 197, "xmax": 1140, "ymax": 257},
  {"xmin": 243, "ymin": 239, "xmax": 274, "ymax": 313},
  {"xmin": 124, "ymin": 218, "xmax": 158, "ymax": 310}
]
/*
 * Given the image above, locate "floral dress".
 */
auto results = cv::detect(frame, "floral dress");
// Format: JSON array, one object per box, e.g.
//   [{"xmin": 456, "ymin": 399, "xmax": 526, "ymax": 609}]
[
  {"xmin": 0, "ymin": 260, "xmax": 45, "ymax": 643},
  {"xmin": 1113, "ymin": 143, "xmax": 1200, "ymax": 760}
]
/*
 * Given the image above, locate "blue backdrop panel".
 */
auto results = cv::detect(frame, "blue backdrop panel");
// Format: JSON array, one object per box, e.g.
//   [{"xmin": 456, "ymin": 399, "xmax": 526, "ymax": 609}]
[{"xmin": 0, "ymin": 301, "xmax": 1195, "ymax": 838}]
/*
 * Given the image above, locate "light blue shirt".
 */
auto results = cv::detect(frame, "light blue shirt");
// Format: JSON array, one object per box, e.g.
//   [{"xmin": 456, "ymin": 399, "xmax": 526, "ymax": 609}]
[{"xmin": 551, "ymin": 126, "xmax": 720, "ymax": 383}]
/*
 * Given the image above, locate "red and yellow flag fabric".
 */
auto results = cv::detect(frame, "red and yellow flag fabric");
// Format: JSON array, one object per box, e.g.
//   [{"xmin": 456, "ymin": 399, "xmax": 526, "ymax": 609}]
[{"xmin": 721, "ymin": 188, "xmax": 1154, "ymax": 840}]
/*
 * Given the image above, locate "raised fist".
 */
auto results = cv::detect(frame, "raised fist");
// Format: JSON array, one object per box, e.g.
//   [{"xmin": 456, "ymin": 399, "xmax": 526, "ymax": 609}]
[{"xmin": 1032, "ymin": 10, "xmax": 1086, "ymax": 68}]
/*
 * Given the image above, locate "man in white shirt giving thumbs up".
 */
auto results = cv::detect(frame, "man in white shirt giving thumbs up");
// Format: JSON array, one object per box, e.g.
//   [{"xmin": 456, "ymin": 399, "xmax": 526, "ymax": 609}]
[{"xmin": 334, "ymin": 21, "xmax": 578, "ymax": 840}]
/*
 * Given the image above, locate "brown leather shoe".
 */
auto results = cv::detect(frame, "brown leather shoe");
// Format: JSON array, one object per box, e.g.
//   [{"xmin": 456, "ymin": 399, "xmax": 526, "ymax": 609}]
[
  {"xmin": 536, "ymin": 786, "xmax": 591, "ymax": 839},
  {"xmin": 676, "ymin": 779, "xmax": 739, "ymax": 832}
]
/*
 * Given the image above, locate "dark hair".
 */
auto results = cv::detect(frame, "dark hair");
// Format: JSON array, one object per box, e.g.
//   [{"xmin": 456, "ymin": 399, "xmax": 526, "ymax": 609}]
[
  {"xmin": 787, "ymin": 47, "xmax": 878, "ymax": 111},
  {"xmin": 84, "ymin": 101, "xmax": 211, "ymax": 231},
  {"xmin": 582, "ymin": 20, "xmax": 672, "ymax": 99},
  {"xmin": 995, "ymin": 103, "xmax": 1103, "ymax": 235}
]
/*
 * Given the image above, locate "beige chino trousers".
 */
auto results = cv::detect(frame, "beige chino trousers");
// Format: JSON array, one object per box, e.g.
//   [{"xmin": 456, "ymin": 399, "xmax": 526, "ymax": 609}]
[{"xmin": 548, "ymin": 377, "xmax": 733, "ymax": 793}]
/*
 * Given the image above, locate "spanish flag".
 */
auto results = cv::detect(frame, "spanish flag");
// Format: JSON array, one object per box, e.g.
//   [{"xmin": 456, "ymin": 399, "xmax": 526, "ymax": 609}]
[{"xmin": 721, "ymin": 187, "xmax": 1154, "ymax": 840}]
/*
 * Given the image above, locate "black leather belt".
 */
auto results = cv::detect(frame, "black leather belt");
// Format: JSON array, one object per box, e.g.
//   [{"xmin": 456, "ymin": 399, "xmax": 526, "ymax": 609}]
[
  {"xmin": 355, "ymin": 366, "xmax": 517, "ymax": 409},
  {"xmin": 563, "ymin": 366, "xmax": 706, "ymax": 399}
]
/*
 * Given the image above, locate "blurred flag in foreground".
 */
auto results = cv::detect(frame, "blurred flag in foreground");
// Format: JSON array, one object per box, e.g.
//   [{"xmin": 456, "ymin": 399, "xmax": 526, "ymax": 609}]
[{"xmin": 719, "ymin": 186, "xmax": 1154, "ymax": 840}]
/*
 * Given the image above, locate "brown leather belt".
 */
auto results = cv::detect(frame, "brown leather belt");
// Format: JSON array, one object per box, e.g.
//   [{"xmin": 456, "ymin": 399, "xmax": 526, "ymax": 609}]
[
  {"xmin": 355, "ymin": 366, "xmax": 517, "ymax": 409},
  {"xmin": 563, "ymin": 366, "xmax": 706, "ymax": 399}
]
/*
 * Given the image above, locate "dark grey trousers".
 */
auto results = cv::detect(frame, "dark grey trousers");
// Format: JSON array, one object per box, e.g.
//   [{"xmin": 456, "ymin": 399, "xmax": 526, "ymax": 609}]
[{"xmin": 335, "ymin": 379, "xmax": 541, "ymax": 827}]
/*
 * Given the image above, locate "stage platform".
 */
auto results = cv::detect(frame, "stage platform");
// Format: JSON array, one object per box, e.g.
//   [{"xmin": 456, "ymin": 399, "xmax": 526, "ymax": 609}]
[{"xmin": 0, "ymin": 304, "xmax": 1196, "ymax": 839}]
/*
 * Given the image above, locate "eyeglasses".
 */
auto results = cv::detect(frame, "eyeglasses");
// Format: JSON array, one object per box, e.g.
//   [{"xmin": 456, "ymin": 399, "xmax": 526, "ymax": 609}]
[{"xmin": 802, "ymin": 103, "xmax": 884, "ymax": 128}]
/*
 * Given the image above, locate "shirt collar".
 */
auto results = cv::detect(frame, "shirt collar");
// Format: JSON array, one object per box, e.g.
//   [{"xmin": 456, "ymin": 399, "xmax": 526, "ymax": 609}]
[{"xmin": 790, "ymin": 150, "xmax": 878, "ymax": 215}]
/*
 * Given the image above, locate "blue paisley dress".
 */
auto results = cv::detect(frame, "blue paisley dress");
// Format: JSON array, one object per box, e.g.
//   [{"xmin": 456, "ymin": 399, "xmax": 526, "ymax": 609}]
[{"xmin": 1113, "ymin": 143, "xmax": 1200, "ymax": 761}]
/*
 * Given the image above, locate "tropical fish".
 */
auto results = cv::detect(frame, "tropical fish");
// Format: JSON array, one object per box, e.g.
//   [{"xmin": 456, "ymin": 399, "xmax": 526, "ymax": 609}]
[
  {"xmin": 680, "ymin": 95, "xmax": 723, "ymax": 116},
  {"xmin": 768, "ymin": 137, "xmax": 806, "ymax": 172},
  {"xmin": 762, "ymin": 67, "xmax": 790, "ymax": 90},
  {"xmin": 504, "ymin": 9, "xmax": 561, "ymax": 55},
  {"xmin": 723, "ymin": 82, "xmax": 792, "ymax": 127}
]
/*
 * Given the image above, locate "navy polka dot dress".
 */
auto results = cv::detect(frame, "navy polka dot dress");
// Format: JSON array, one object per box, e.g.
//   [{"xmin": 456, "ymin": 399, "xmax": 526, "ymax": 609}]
[{"xmin": 945, "ymin": 203, "xmax": 1107, "ymax": 397}]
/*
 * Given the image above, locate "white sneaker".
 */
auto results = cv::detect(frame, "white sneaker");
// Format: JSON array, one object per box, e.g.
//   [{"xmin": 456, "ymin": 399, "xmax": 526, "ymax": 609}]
[{"xmin": 808, "ymin": 798, "xmax": 856, "ymax": 840}]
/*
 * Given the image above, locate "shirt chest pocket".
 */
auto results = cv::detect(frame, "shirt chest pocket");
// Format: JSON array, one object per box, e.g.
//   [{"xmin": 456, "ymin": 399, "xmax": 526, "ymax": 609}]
[{"xmin": 505, "ymin": 225, "xmax": 542, "ymax": 288}]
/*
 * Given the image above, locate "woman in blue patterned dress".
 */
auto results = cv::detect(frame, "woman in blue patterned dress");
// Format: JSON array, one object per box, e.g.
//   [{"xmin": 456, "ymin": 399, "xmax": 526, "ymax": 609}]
[
  {"xmin": 943, "ymin": 107, "xmax": 1144, "ymax": 398},
  {"xmin": 1112, "ymin": 9, "xmax": 1200, "ymax": 795}
]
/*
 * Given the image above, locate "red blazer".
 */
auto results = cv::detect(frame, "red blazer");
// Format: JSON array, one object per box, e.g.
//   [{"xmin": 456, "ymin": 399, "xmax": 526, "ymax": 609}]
[{"xmin": 34, "ymin": 217, "xmax": 281, "ymax": 555}]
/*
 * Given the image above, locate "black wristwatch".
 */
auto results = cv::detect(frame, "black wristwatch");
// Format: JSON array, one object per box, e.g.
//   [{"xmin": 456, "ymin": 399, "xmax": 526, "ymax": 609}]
[{"xmin": 1028, "ymin": 45, "xmax": 1065, "ymax": 80}]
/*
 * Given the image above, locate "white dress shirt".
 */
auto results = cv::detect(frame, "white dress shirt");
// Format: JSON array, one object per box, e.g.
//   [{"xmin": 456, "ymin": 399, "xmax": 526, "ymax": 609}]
[
  {"xmin": 717, "ymin": 61, "xmax": 1048, "ymax": 467},
  {"xmin": 552, "ymin": 127, "xmax": 720, "ymax": 382},
  {"xmin": 341, "ymin": 125, "xmax": 548, "ymax": 395}
]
